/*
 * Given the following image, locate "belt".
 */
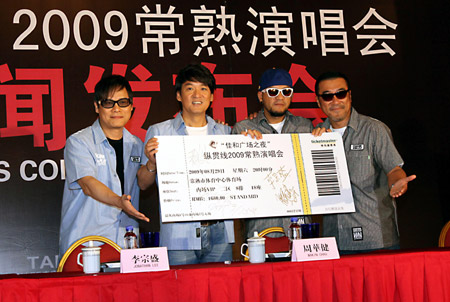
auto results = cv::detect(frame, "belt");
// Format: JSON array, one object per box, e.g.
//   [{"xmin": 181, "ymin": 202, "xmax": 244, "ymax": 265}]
[{"xmin": 200, "ymin": 220, "xmax": 223, "ymax": 226}]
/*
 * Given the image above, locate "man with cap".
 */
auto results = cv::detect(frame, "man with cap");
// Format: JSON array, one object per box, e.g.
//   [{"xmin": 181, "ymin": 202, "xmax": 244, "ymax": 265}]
[{"xmin": 232, "ymin": 68, "xmax": 313, "ymax": 238}]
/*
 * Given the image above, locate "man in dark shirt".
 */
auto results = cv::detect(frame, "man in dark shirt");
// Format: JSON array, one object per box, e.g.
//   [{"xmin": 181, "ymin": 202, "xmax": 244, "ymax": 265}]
[{"xmin": 314, "ymin": 71, "xmax": 416, "ymax": 253}]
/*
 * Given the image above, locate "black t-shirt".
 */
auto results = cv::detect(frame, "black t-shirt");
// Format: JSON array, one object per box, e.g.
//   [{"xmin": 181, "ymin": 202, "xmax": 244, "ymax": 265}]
[{"xmin": 107, "ymin": 137, "xmax": 124, "ymax": 194}]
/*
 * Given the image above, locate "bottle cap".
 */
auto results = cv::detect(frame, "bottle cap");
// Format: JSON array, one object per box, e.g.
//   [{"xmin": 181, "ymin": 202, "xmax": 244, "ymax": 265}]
[
  {"xmin": 290, "ymin": 217, "xmax": 298, "ymax": 222},
  {"xmin": 126, "ymin": 225, "xmax": 134, "ymax": 232}
]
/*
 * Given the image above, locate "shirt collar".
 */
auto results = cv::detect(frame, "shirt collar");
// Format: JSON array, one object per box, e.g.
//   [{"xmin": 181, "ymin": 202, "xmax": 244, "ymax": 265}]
[
  {"xmin": 173, "ymin": 111, "xmax": 218, "ymax": 135},
  {"xmin": 92, "ymin": 119, "xmax": 108, "ymax": 145},
  {"xmin": 346, "ymin": 107, "xmax": 360, "ymax": 132},
  {"xmin": 173, "ymin": 112, "xmax": 185, "ymax": 134}
]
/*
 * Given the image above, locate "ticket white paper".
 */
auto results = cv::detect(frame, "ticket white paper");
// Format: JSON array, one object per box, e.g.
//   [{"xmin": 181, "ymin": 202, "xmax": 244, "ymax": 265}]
[{"xmin": 156, "ymin": 133, "xmax": 355, "ymax": 222}]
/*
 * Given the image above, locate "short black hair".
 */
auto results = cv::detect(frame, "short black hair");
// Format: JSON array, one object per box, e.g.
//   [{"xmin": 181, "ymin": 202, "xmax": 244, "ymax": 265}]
[
  {"xmin": 94, "ymin": 75, "xmax": 133, "ymax": 102},
  {"xmin": 175, "ymin": 64, "xmax": 216, "ymax": 93},
  {"xmin": 314, "ymin": 71, "xmax": 351, "ymax": 95}
]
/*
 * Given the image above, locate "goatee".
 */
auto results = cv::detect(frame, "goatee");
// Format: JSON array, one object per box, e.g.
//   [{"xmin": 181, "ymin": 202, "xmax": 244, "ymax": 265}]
[{"xmin": 267, "ymin": 109, "xmax": 288, "ymax": 117}]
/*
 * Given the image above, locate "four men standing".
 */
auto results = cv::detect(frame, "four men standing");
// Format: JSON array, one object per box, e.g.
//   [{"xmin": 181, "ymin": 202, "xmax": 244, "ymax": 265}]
[{"xmin": 59, "ymin": 66, "xmax": 415, "ymax": 262}]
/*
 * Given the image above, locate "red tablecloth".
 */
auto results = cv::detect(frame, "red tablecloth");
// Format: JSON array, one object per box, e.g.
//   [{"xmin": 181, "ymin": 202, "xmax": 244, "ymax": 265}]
[{"xmin": 1, "ymin": 249, "xmax": 449, "ymax": 302}]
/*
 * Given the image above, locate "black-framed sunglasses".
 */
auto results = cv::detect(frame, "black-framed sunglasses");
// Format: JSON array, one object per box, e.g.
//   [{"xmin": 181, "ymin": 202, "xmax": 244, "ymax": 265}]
[
  {"xmin": 262, "ymin": 87, "xmax": 294, "ymax": 98},
  {"xmin": 318, "ymin": 89, "xmax": 349, "ymax": 102},
  {"xmin": 98, "ymin": 98, "xmax": 132, "ymax": 108}
]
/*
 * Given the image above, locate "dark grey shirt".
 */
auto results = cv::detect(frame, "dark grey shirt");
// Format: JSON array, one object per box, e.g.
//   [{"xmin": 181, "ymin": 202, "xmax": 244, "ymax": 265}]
[
  {"xmin": 232, "ymin": 110, "xmax": 314, "ymax": 238},
  {"xmin": 320, "ymin": 108, "xmax": 404, "ymax": 251}
]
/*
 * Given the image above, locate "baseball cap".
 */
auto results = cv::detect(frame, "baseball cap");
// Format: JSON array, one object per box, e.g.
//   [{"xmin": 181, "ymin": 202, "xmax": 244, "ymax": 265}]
[{"xmin": 258, "ymin": 68, "xmax": 293, "ymax": 91}]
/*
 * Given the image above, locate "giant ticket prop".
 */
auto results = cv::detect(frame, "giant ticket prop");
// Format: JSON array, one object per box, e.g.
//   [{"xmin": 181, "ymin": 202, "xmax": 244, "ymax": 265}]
[{"xmin": 156, "ymin": 133, "xmax": 355, "ymax": 222}]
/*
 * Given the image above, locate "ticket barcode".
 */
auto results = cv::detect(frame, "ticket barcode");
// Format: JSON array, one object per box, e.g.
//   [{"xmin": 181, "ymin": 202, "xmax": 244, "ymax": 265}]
[{"xmin": 311, "ymin": 149, "xmax": 341, "ymax": 196}]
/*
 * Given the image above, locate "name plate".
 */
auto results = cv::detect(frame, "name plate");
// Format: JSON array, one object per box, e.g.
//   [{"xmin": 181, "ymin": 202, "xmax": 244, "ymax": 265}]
[
  {"xmin": 156, "ymin": 133, "xmax": 355, "ymax": 222},
  {"xmin": 120, "ymin": 247, "xmax": 170, "ymax": 273},
  {"xmin": 291, "ymin": 237, "xmax": 340, "ymax": 262}
]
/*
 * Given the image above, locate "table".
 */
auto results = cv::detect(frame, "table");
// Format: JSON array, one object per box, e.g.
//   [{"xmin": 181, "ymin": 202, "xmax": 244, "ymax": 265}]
[{"xmin": 1, "ymin": 248, "xmax": 449, "ymax": 302}]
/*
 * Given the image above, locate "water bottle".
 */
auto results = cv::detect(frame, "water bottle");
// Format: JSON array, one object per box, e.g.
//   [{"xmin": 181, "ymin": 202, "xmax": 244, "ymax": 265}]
[
  {"xmin": 124, "ymin": 225, "xmax": 138, "ymax": 249},
  {"xmin": 288, "ymin": 217, "xmax": 301, "ymax": 241},
  {"xmin": 288, "ymin": 217, "xmax": 301, "ymax": 253}
]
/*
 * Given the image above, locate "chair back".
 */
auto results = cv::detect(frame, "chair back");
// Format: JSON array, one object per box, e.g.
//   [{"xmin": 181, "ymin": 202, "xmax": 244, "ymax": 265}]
[
  {"xmin": 244, "ymin": 227, "xmax": 290, "ymax": 260},
  {"xmin": 259, "ymin": 227, "xmax": 290, "ymax": 254},
  {"xmin": 439, "ymin": 221, "xmax": 450, "ymax": 247},
  {"xmin": 57, "ymin": 235, "xmax": 121, "ymax": 272}
]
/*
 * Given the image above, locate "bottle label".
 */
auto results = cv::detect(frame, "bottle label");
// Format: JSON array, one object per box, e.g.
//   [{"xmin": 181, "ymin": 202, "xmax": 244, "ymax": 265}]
[
  {"xmin": 289, "ymin": 226, "xmax": 301, "ymax": 240},
  {"xmin": 291, "ymin": 228, "xmax": 300, "ymax": 239},
  {"xmin": 124, "ymin": 236, "xmax": 137, "ymax": 249}
]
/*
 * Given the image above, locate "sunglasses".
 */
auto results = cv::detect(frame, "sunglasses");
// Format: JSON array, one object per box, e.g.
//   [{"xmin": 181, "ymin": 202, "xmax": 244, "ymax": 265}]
[
  {"xmin": 98, "ymin": 98, "xmax": 132, "ymax": 108},
  {"xmin": 262, "ymin": 87, "xmax": 294, "ymax": 98},
  {"xmin": 317, "ymin": 90, "xmax": 349, "ymax": 102}
]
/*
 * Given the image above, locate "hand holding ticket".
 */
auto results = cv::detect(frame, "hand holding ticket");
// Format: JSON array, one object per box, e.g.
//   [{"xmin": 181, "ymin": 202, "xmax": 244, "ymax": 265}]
[{"xmin": 155, "ymin": 133, "xmax": 355, "ymax": 222}]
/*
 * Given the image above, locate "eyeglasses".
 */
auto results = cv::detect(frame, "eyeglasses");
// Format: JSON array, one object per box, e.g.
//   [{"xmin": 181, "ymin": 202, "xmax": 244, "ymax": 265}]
[
  {"xmin": 262, "ymin": 87, "xmax": 294, "ymax": 98},
  {"xmin": 317, "ymin": 90, "xmax": 349, "ymax": 102},
  {"xmin": 98, "ymin": 98, "xmax": 132, "ymax": 108}
]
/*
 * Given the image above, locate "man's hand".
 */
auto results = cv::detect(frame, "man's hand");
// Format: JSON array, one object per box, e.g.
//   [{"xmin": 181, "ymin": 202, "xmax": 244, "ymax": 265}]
[
  {"xmin": 312, "ymin": 127, "xmax": 331, "ymax": 136},
  {"xmin": 247, "ymin": 112, "xmax": 258, "ymax": 120},
  {"xmin": 390, "ymin": 175, "xmax": 417, "ymax": 198},
  {"xmin": 144, "ymin": 137, "xmax": 158, "ymax": 170},
  {"xmin": 215, "ymin": 119, "xmax": 229, "ymax": 126},
  {"xmin": 240, "ymin": 129, "xmax": 263, "ymax": 139},
  {"xmin": 78, "ymin": 176, "xmax": 150, "ymax": 222},
  {"xmin": 138, "ymin": 137, "xmax": 158, "ymax": 190},
  {"xmin": 118, "ymin": 194, "xmax": 150, "ymax": 222}
]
